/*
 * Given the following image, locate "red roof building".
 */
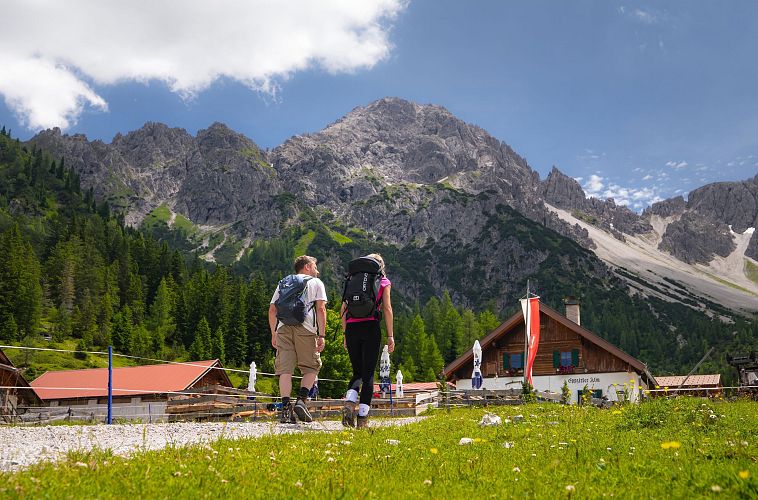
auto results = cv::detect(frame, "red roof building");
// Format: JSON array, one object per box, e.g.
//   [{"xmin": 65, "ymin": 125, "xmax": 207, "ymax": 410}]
[{"xmin": 31, "ymin": 359, "xmax": 232, "ymax": 403}]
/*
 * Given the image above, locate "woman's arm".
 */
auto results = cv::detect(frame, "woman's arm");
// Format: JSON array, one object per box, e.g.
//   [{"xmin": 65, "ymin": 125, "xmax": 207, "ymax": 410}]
[
  {"xmin": 340, "ymin": 302, "xmax": 348, "ymax": 350},
  {"xmin": 383, "ymin": 285, "xmax": 395, "ymax": 353}
]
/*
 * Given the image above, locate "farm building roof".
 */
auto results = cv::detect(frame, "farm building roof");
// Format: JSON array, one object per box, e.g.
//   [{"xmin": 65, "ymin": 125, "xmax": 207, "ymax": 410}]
[
  {"xmin": 654, "ymin": 374, "xmax": 721, "ymax": 388},
  {"xmin": 30, "ymin": 359, "xmax": 230, "ymax": 400}
]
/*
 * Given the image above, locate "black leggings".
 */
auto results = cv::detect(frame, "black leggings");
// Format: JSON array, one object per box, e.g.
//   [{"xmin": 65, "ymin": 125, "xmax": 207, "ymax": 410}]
[{"xmin": 345, "ymin": 320, "xmax": 381, "ymax": 406}]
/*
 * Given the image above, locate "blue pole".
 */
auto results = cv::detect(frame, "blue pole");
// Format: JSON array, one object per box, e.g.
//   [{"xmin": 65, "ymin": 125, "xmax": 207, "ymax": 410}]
[{"xmin": 107, "ymin": 345, "xmax": 113, "ymax": 424}]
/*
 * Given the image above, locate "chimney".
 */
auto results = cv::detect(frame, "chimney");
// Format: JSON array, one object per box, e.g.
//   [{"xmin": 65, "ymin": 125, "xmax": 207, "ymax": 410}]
[{"xmin": 564, "ymin": 297, "xmax": 580, "ymax": 325}]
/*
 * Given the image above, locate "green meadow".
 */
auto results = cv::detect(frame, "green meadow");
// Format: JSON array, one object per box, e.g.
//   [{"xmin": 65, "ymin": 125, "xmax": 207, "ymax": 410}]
[{"xmin": 2, "ymin": 398, "xmax": 756, "ymax": 498}]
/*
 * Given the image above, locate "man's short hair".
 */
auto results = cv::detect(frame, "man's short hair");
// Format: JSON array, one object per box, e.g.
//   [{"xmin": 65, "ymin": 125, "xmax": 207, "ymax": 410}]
[{"xmin": 294, "ymin": 255, "xmax": 316, "ymax": 273}]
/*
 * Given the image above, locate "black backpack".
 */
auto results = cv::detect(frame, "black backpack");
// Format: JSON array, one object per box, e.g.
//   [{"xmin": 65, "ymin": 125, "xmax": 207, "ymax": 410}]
[
  {"xmin": 275, "ymin": 275, "xmax": 313, "ymax": 326},
  {"xmin": 342, "ymin": 256, "xmax": 384, "ymax": 320}
]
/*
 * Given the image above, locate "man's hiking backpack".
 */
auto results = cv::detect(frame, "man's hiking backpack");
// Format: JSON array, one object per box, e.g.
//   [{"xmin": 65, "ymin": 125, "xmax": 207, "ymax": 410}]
[
  {"xmin": 342, "ymin": 256, "xmax": 384, "ymax": 320},
  {"xmin": 275, "ymin": 275, "xmax": 313, "ymax": 326}
]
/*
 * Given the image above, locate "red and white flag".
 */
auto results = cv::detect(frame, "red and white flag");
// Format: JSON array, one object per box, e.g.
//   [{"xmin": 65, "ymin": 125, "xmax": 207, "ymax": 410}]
[{"xmin": 520, "ymin": 297, "xmax": 540, "ymax": 385}]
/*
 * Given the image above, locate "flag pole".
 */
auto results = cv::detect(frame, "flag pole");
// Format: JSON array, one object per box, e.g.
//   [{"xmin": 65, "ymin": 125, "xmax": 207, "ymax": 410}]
[{"xmin": 524, "ymin": 280, "xmax": 530, "ymax": 386}]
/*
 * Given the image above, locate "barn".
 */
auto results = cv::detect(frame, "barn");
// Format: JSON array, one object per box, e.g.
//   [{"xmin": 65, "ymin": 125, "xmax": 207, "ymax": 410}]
[
  {"xmin": 0, "ymin": 347, "xmax": 42, "ymax": 420},
  {"xmin": 29, "ymin": 359, "xmax": 232, "ymax": 421},
  {"xmin": 444, "ymin": 300, "xmax": 657, "ymax": 404}
]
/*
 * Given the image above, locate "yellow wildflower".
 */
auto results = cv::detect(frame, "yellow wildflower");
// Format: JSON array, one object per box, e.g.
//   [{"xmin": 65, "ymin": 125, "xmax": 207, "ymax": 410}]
[
  {"xmin": 430, "ymin": 448, "xmax": 438, "ymax": 454},
  {"xmin": 738, "ymin": 470, "xmax": 750, "ymax": 479},
  {"xmin": 661, "ymin": 441, "xmax": 681, "ymax": 450}
]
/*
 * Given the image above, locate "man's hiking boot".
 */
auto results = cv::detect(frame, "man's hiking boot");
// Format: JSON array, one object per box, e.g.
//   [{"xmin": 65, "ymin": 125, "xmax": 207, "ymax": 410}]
[
  {"xmin": 341, "ymin": 402, "xmax": 356, "ymax": 428},
  {"xmin": 279, "ymin": 403, "xmax": 296, "ymax": 424},
  {"xmin": 292, "ymin": 398, "xmax": 313, "ymax": 423},
  {"xmin": 356, "ymin": 415, "xmax": 369, "ymax": 429}
]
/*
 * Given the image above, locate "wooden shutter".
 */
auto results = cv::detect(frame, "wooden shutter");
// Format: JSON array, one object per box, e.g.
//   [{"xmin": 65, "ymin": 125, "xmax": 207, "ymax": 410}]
[
  {"xmin": 553, "ymin": 350, "xmax": 560, "ymax": 368},
  {"xmin": 502, "ymin": 353, "xmax": 510, "ymax": 369},
  {"xmin": 572, "ymin": 349, "xmax": 580, "ymax": 367},
  {"xmin": 519, "ymin": 353, "xmax": 525, "ymax": 369}
]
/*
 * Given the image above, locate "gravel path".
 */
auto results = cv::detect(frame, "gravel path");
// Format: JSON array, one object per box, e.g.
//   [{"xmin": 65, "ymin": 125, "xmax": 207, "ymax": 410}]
[{"xmin": 0, "ymin": 417, "xmax": 423, "ymax": 472}]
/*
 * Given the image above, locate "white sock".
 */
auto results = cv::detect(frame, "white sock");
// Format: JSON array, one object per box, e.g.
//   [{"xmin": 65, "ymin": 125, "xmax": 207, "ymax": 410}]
[
  {"xmin": 345, "ymin": 389, "xmax": 359, "ymax": 403},
  {"xmin": 358, "ymin": 404, "xmax": 370, "ymax": 417}
]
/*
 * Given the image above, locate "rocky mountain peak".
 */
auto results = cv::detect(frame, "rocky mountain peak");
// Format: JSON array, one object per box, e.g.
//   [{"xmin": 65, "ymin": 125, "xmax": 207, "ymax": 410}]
[
  {"xmin": 644, "ymin": 196, "xmax": 686, "ymax": 218},
  {"xmin": 541, "ymin": 166, "xmax": 587, "ymax": 210}
]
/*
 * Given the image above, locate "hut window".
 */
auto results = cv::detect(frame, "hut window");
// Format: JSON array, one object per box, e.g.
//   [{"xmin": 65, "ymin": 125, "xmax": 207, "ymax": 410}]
[
  {"xmin": 502, "ymin": 353, "xmax": 524, "ymax": 370},
  {"xmin": 560, "ymin": 351, "xmax": 572, "ymax": 367},
  {"xmin": 510, "ymin": 353, "xmax": 524, "ymax": 369}
]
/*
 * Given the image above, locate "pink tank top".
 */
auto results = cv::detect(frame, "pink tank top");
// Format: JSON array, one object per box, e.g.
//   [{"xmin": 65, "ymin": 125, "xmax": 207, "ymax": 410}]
[{"xmin": 346, "ymin": 276, "xmax": 391, "ymax": 323}]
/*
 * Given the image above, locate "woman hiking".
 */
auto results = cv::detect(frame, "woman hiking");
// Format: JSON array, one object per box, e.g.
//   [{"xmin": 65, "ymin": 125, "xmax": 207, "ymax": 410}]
[{"xmin": 341, "ymin": 253, "xmax": 394, "ymax": 429}]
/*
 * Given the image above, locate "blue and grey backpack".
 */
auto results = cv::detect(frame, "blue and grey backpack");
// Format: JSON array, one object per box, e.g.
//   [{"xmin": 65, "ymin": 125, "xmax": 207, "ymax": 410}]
[{"xmin": 275, "ymin": 275, "xmax": 313, "ymax": 326}]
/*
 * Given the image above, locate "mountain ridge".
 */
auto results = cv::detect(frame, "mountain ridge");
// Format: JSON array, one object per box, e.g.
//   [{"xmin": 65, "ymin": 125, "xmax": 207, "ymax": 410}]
[{"xmin": 26, "ymin": 97, "xmax": 758, "ymax": 315}]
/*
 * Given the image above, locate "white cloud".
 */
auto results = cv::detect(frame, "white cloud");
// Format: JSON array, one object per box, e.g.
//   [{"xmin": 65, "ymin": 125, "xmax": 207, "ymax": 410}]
[
  {"xmin": 0, "ymin": 0, "xmax": 407, "ymax": 130},
  {"xmin": 642, "ymin": 174, "xmax": 653, "ymax": 180},
  {"xmin": 633, "ymin": 9, "xmax": 658, "ymax": 24},
  {"xmin": 584, "ymin": 174, "xmax": 605, "ymax": 193},
  {"xmin": 582, "ymin": 174, "xmax": 663, "ymax": 210},
  {"xmin": 619, "ymin": 6, "xmax": 659, "ymax": 24},
  {"xmin": 665, "ymin": 160, "xmax": 688, "ymax": 170}
]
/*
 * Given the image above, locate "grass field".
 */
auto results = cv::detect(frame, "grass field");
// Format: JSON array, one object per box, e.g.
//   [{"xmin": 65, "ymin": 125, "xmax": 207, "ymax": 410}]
[{"xmin": 2, "ymin": 398, "xmax": 756, "ymax": 498}]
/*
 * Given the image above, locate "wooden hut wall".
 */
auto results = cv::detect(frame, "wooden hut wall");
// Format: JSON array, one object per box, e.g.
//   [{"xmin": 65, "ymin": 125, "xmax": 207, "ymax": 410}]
[{"xmin": 190, "ymin": 367, "xmax": 231, "ymax": 389}]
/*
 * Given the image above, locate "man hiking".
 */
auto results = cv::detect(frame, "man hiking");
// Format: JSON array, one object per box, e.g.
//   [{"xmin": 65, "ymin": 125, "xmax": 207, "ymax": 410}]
[{"xmin": 268, "ymin": 255, "xmax": 327, "ymax": 423}]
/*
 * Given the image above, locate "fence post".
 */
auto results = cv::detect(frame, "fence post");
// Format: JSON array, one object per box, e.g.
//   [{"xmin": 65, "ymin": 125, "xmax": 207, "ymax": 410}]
[{"xmin": 107, "ymin": 345, "xmax": 113, "ymax": 425}]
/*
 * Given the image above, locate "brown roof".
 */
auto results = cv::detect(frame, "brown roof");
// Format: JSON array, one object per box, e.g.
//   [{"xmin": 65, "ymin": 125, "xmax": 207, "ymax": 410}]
[
  {"xmin": 443, "ymin": 302, "xmax": 654, "ymax": 383},
  {"xmin": 654, "ymin": 374, "xmax": 721, "ymax": 388},
  {"xmin": 31, "ymin": 360, "xmax": 229, "ymax": 400}
]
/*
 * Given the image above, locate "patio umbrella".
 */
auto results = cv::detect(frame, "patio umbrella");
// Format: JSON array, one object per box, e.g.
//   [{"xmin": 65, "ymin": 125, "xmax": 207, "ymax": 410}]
[
  {"xmin": 396, "ymin": 369, "xmax": 404, "ymax": 398},
  {"xmin": 247, "ymin": 361, "xmax": 256, "ymax": 392},
  {"xmin": 379, "ymin": 344, "xmax": 391, "ymax": 398},
  {"xmin": 472, "ymin": 340, "xmax": 483, "ymax": 389}
]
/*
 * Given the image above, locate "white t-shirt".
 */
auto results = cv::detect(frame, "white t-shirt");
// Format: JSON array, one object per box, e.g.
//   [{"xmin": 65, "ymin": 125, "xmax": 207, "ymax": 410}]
[{"xmin": 270, "ymin": 274, "xmax": 327, "ymax": 334}]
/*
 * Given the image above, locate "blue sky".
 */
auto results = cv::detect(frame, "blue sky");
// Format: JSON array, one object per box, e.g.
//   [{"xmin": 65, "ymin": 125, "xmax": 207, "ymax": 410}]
[{"xmin": 1, "ymin": 1, "xmax": 757, "ymax": 210}]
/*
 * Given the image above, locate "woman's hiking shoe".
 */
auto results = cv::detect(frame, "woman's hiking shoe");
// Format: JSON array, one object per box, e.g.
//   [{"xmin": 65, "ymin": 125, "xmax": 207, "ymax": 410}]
[
  {"xmin": 279, "ymin": 403, "xmax": 296, "ymax": 424},
  {"xmin": 356, "ymin": 415, "xmax": 369, "ymax": 429},
  {"xmin": 341, "ymin": 403, "xmax": 356, "ymax": 428},
  {"xmin": 292, "ymin": 398, "xmax": 313, "ymax": 423}
]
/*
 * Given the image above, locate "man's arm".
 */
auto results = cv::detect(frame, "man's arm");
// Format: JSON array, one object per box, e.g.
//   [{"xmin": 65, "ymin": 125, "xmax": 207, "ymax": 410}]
[
  {"xmin": 314, "ymin": 300, "xmax": 327, "ymax": 353},
  {"xmin": 315, "ymin": 300, "xmax": 327, "ymax": 337},
  {"xmin": 268, "ymin": 304, "xmax": 278, "ymax": 348}
]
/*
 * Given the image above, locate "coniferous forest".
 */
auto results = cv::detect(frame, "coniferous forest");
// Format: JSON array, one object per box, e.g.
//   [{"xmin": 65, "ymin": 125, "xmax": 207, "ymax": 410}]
[
  {"xmin": 0, "ymin": 128, "xmax": 502, "ymax": 396},
  {"xmin": 1, "ymin": 128, "xmax": 757, "ymax": 396}
]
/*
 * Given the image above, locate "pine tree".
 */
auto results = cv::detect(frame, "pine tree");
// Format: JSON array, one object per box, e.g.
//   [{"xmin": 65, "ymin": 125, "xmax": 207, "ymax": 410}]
[
  {"xmin": 111, "ymin": 306, "xmax": 134, "ymax": 354},
  {"xmin": 131, "ymin": 324, "xmax": 152, "ymax": 358},
  {"xmin": 96, "ymin": 292, "xmax": 114, "ymax": 347},
  {"xmin": 477, "ymin": 309, "xmax": 500, "ymax": 337},
  {"xmin": 190, "ymin": 316, "xmax": 212, "ymax": 360},
  {"xmin": 459, "ymin": 309, "xmax": 479, "ymax": 355},
  {"xmin": 0, "ymin": 314, "xmax": 18, "ymax": 342},
  {"xmin": 148, "ymin": 277, "xmax": 175, "ymax": 346},
  {"xmin": 211, "ymin": 326, "xmax": 225, "ymax": 363},
  {"xmin": 0, "ymin": 225, "xmax": 42, "ymax": 337},
  {"xmin": 247, "ymin": 274, "xmax": 270, "ymax": 363},
  {"xmin": 227, "ymin": 289, "xmax": 249, "ymax": 365},
  {"xmin": 421, "ymin": 336, "xmax": 445, "ymax": 381}
]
